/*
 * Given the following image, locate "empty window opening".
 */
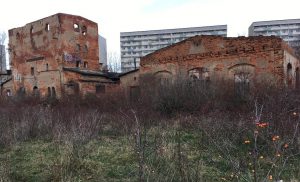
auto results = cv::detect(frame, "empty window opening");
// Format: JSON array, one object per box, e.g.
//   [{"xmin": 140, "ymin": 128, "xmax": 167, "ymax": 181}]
[
  {"xmin": 46, "ymin": 63, "xmax": 49, "ymax": 71},
  {"xmin": 296, "ymin": 67, "xmax": 300, "ymax": 89},
  {"xmin": 83, "ymin": 61, "xmax": 88, "ymax": 68},
  {"xmin": 287, "ymin": 63, "xmax": 293, "ymax": 87},
  {"xmin": 47, "ymin": 87, "xmax": 51, "ymax": 97},
  {"xmin": 30, "ymin": 26, "xmax": 34, "ymax": 34},
  {"xmin": 76, "ymin": 60, "xmax": 80, "ymax": 68},
  {"xmin": 33, "ymin": 86, "xmax": 39, "ymax": 96},
  {"xmin": 130, "ymin": 86, "xmax": 140, "ymax": 101},
  {"xmin": 188, "ymin": 67, "xmax": 209, "ymax": 81},
  {"xmin": 76, "ymin": 44, "xmax": 81, "ymax": 52},
  {"xmin": 83, "ymin": 45, "xmax": 88, "ymax": 52},
  {"xmin": 96, "ymin": 85, "xmax": 105, "ymax": 94},
  {"xmin": 234, "ymin": 72, "xmax": 250, "ymax": 97},
  {"xmin": 31, "ymin": 67, "xmax": 34, "ymax": 76},
  {"xmin": 52, "ymin": 87, "xmax": 56, "ymax": 97},
  {"xmin": 16, "ymin": 32, "xmax": 20, "ymax": 39},
  {"xmin": 73, "ymin": 23, "xmax": 79, "ymax": 31},
  {"xmin": 82, "ymin": 26, "xmax": 87, "ymax": 35},
  {"xmin": 45, "ymin": 23, "xmax": 50, "ymax": 31},
  {"xmin": 6, "ymin": 89, "xmax": 11, "ymax": 97}
]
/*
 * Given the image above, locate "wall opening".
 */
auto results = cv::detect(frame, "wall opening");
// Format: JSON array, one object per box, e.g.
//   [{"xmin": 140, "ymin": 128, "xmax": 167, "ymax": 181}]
[
  {"xmin": 51, "ymin": 87, "xmax": 56, "ymax": 98},
  {"xmin": 46, "ymin": 63, "xmax": 49, "ymax": 71},
  {"xmin": 76, "ymin": 44, "xmax": 81, "ymax": 52},
  {"xmin": 287, "ymin": 63, "xmax": 293, "ymax": 87},
  {"xmin": 296, "ymin": 67, "xmax": 300, "ymax": 89},
  {"xmin": 83, "ymin": 61, "xmax": 88, "ymax": 68},
  {"xmin": 47, "ymin": 87, "xmax": 51, "ymax": 97},
  {"xmin": 45, "ymin": 23, "xmax": 50, "ymax": 31},
  {"xmin": 6, "ymin": 89, "xmax": 11, "ymax": 97},
  {"xmin": 33, "ymin": 86, "xmax": 39, "ymax": 97},
  {"xmin": 30, "ymin": 26, "xmax": 34, "ymax": 34},
  {"xmin": 234, "ymin": 72, "xmax": 250, "ymax": 98},
  {"xmin": 76, "ymin": 61, "xmax": 80, "ymax": 68},
  {"xmin": 188, "ymin": 67, "xmax": 209, "ymax": 81},
  {"xmin": 83, "ymin": 45, "xmax": 88, "ymax": 52},
  {"xmin": 31, "ymin": 67, "xmax": 34, "ymax": 76},
  {"xmin": 73, "ymin": 23, "xmax": 79, "ymax": 32},
  {"xmin": 96, "ymin": 85, "xmax": 105, "ymax": 94},
  {"xmin": 82, "ymin": 26, "xmax": 87, "ymax": 35},
  {"xmin": 130, "ymin": 86, "xmax": 140, "ymax": 101}
]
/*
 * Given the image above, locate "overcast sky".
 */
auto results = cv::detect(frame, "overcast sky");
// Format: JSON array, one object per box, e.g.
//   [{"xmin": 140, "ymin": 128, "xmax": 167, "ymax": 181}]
[{"xmin": 1, "ymin": 0, "xmax": 300, "ymax": 57}]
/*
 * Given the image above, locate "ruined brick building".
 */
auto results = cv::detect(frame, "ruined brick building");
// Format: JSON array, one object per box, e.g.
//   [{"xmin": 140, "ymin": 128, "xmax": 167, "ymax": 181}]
[
  {"xmin": 139, "ymin": 35, "xmax": 300, "ymax": 91},
  {"xmin": 4, "ymin": 13, "xmax": 118, "ymax": 97}
]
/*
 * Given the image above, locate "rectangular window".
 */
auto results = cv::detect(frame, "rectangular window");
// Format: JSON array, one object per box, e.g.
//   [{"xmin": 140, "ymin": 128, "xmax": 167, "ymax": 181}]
[
  {"xmin": 31, "ymin": 67, "xmax": 34, "ymax": 76},
  {"xmin": 96, "ymin": 85, "xmax": 105, "ymax": 94}
]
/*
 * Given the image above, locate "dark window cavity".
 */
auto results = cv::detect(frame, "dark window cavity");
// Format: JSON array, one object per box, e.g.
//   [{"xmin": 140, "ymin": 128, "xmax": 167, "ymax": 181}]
[
  {"xmin": 45, "ymin": 23, "xmax": 50, "ymax": 31},
  {"xmin": 96, "ymin": 85, "xmax": 105, "ymax": 94}
]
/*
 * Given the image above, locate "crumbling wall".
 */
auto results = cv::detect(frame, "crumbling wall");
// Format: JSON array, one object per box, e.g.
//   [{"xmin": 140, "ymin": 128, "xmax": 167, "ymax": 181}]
[
  {"xmin": 140, "ymin": 36, "xmax": 298, "ymax": 87},
  {"xmin": 8, "ymin": 13, "xmax": 101, "ymax": 97}
]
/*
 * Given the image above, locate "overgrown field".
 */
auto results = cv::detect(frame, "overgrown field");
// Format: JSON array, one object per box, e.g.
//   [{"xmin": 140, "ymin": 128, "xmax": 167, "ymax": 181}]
[{"xmin": 0, "ymin": 81, "xmax": 300, "ymax": 181}]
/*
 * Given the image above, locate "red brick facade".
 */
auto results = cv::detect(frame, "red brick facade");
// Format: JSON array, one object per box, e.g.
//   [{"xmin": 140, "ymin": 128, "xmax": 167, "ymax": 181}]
[
  {"xmin": 140, "ymin": 35, "xmax": 300, "ymax": 88},
  {"xmin": 7, "ymin": 13, "xmax": 117, "ymax": 98}
]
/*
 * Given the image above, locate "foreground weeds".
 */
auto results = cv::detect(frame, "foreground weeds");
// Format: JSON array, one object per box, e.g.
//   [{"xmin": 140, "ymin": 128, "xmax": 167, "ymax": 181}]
[{"xmin": 0, "ymin": 81, "xmax": 300, "ymax": 181}]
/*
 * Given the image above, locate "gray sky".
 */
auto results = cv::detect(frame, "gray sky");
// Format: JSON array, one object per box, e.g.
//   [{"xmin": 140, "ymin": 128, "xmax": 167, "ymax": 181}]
[{"xmin": 1, "ymin": 0, "xmax": 300, "ymax": 55}]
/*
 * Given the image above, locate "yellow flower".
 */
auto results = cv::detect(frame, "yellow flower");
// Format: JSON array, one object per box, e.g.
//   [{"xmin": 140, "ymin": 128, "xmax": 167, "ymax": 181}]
[{"xmin": 244, "ymin": 140, "xmax": 251, "ymax": 144}]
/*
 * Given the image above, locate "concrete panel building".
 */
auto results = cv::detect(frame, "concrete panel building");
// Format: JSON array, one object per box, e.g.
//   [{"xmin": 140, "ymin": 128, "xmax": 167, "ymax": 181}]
[
  {"xmin": 0, "ymin": 45, "xmax": 6, "ymax": 74},
  {"xmin": 99, "ymin": 35, "xmax": 107, "ymax": 66},
  {"xmin": 120, "ymin": 25, "xmax": 227, "ymax": 72},
  {"xmin": 249, "ymin": 19, "xmax": 300, "ymax": 57}
]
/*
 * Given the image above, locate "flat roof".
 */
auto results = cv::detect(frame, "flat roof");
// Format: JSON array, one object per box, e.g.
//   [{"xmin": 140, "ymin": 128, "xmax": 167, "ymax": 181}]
[
  {"xmin": 250, "ymin": 19, "xmax": 300, "ymax": 27},
  {"xmin": 120, "ymin": 25, "xmax": 227, "ymax": 37}
]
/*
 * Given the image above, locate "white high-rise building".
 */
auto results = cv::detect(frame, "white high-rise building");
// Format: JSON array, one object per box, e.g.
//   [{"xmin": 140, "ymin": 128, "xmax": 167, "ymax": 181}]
[
  {"xmin": 249, "ymin": 19, "xmax": 300, "ymax": 57},
  {"xmin": 120, "ymin": 25, "xmax": 227, "ymax": 72},
  {"xmin": 0, "ymin": 45, "xmax": 6, "ymax": 74},
  {"xmin": 98, "ymin": 35, "xmax": 107, "ymax": 66}
]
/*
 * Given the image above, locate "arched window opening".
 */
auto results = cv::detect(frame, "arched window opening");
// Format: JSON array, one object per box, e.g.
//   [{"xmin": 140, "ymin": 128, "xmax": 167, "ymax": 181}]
[
  {"xmin": 83, "ymin": 45, "xmax": 88, "ymax": 52},
  {"xmin": 287, "ymin": 63, "xmax": 293, "ymax": 87},
  {"xmin": 31, "ymin": 67, "xmax": 34, "ymax": 76},
  {"xmin": 234, "ymin": 72, "xmax": 250, "ymax": 97},
  {"xmin": 83, "ymin": 61, "xmax": 88, "ymax": 68},
  {"xmin": 73, "ymin": 23, "xmax": 79, "ymax": 32},
  {"xmin": 33, "ymin": 86, "xmax": 39, "ymax": 97},
  {"xmin": 30, "ymin": 26, "xmax": 34, "ymax": 34},
  {"xmin": 82, "ymin": 26, "xmax": 87, "ymax": 35},
  {"xmin": 6, "ymin": 89, "xmax": 11, "ymax": 97},
  {"xmin": 52, "ymin": 87, "xmax": 56, "ymax": 98},
  {"xmin": 154, "ymin": 71, "xmax": 172, "ymax": 85},
  {"xmin": 188, "ymin": 67, "xmax": 209, "ymax": 81},
  {"xmin": 46, "ymin": 63, "xmax": 49, "ymax": 71},
  {"xmin": 47, "ymin": 87, "xmax": 51, "ymax": 97},
  {"xmin": 76, "ymin": 60, "xmax": 80, "ymax": 68},
  {"xmin": 45, "ymin": 23, "xmax": 50, "ymax": 31},
  {"xmin": 76, "ymin": 44, "xmax": 81, "ymax": 52}
]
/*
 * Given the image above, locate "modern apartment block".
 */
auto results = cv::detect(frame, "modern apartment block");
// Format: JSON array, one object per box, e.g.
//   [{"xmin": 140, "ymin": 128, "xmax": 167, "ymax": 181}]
[
  {"xmin": 99, "ymin": 35, "xmax": 107, "ymax": 66},
  {"xmin": 120, "ymin": 25, "xmax": 227, "ymax": 72},
  {"xmin": 0, "ymin": 45, "xmax": 6, "ymax": 74},
  {"xmin": 249, "ymin": 19, "xmax": 300, "ymax": 57}
]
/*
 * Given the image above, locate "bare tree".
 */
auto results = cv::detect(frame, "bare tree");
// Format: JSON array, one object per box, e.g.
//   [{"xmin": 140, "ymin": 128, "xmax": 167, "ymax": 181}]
[{"xmin": 107, "ymin": 52, "xmax": 121, "ymax": 73}]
